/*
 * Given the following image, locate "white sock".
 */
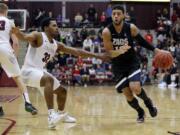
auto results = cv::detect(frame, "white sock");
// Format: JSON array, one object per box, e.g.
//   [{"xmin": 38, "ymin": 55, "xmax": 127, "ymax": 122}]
[
  {"xmin": 58, "ymin": 110, "xmax": 65, "ymax": 114},
  {"xmin": 48, "ymin": 109, "xmax": 55, "ymax": 115},
  {"xmin": 23, "ymin": 92, "xmax": 31, "ymax": 104}
]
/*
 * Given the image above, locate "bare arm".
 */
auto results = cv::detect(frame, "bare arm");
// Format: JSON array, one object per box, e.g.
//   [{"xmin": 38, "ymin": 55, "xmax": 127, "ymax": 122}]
[
  {"xmin": 10, "ymin": 33, "xmax": 19, "ymax": 56},
  {"xmin": 102, "ymin": 28, "xmax": 131, "ymax": 58},
  {"xmin": 11, "ymin": 27, "xmax": 42, "ymax": 47},
  {"xmin": 57, "ymin": 42, "xmax": 110, "ymax": 61},
  {"xmin": 130, "ymin": 24, "xmax": 158, "ymax": 51}
]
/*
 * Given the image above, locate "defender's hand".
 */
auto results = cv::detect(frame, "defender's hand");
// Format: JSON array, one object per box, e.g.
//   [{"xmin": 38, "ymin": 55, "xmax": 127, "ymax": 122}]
[
  {"xmin": 109, "ymin": 44, "xmax": 131, "ymax": 58},
  {"xmin": 11, "ymin": 27, "xmax": 21, "ymax": 35}
]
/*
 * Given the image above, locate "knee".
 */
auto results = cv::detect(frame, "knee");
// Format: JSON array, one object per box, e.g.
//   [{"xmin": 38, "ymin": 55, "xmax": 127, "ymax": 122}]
[
  {"xmin": 41, "ymin": 75, "xmax": 54, "ymax": 87},
  {"xmin": 124, "ymin": 93, "xmax": 134, "ymax": 101},
  {"xmin": 54, "ymin": 86, "xmax": 67, "ymax": 95},
  {"xmin": 129, "ymin": 83, "xmax": 141, "ymax": 95},
  {"xmin": 123, "ymin": 89, "xmax": 134, "ymax": 101}
]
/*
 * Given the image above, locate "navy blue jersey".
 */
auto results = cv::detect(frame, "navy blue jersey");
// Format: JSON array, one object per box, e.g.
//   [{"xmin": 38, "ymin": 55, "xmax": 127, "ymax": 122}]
[{"xmin": 107, "ymin": 22, "xmax": 140, "ymax": 73}]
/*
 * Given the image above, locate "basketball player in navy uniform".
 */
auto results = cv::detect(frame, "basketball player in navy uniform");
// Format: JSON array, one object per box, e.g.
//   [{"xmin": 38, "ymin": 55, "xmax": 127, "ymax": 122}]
[{"xmin": 102, "ymin": 5, "xmax": 163, "ymax": 123}]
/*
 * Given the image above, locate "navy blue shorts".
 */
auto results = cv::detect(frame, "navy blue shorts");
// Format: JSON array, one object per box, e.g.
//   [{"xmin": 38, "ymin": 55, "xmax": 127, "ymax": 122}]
[{"xmin": 114, "ymin": 67, "xmax": 141, "ymax": 93}]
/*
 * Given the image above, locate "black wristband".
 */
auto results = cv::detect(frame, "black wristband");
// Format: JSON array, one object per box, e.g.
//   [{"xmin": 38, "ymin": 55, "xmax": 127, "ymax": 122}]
[{"xmin": 134, "ymin": 34, "xmax": 155, "ymax": 51}]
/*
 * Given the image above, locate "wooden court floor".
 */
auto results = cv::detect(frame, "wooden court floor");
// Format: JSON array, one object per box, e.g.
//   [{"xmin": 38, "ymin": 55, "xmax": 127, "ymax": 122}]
[{"xmin": 0, "ymin": 85, "xmax": 180, "ymax": 135}]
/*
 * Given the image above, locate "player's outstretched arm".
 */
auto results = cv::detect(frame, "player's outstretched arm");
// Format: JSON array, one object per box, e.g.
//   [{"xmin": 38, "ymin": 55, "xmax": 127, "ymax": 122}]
[
  {"xmin": 57, "ymin": 42, "xmax": 110, "ymax": 61},
  {"xmin": 11, "ymin": 27, "xmax": 41, "ymax": 47}
]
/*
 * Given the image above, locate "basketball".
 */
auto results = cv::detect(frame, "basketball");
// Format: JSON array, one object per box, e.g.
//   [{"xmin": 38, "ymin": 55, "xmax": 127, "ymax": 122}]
[{"xmin": 152, "ymin": 50, "xmax": 174, "ymax": 69}]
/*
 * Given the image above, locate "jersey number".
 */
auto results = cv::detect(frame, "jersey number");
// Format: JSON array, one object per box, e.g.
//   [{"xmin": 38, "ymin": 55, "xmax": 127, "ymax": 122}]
[
  {"xmin": 113, "ymin": 46, "xmax": 121, "ymax": 50},
  {"xmin": 0, "ymin": 21, "xmax": 5, "ymax": 31},
  {"xmin": 42, "ymin": 52, "xmax": 50, "ymax": 63}
]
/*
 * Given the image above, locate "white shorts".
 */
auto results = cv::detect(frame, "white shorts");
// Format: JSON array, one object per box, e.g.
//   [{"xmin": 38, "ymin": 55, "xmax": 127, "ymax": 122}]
[
  {"xmin": 0, "ymin": 46, "xmax": 20, "ymax": 77},
  {"xmin": 21, "ymin": 67, "xmax": 60, "ymax": 92}
]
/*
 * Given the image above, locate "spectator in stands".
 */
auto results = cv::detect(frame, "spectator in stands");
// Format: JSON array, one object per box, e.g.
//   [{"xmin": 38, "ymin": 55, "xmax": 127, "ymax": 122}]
[
  {"xmin": 169, "ymin": 44, "xmax": 176, "ymax": 56},
  {"xmin": 80, "ymin": 64, "xmax": 90, "ymax": 87},
  {"xmin": 173, "ymin": 17, "xmax": 180, "ymax": 42},
  {"xmin": 94, "ymin": 13, "xmax": 99, "ymax": 27},
  {"xmin": 168, "ymin": 63, "xmax": 178, "ymax": 88},
  {"xmin": 129, "ymin": 6, "xmax": 136, "ymax": 24},
  {"xmin": 162, "ymin": 8, "xmax": 169, "ymax": 20},
  {"xmin": 92, "ymin": 58, "xmax": 102, "ymax": 69},
  {"xmin": 71, "ymin": 28, "xmax": 81, "ymax": 47},
  {"xmin": 176, "ymin": 4, "xmax": 180, "ymax": 17},
  {"xmin": 89, "ymin": 66, "xmax": 96, "ymax": 84},
  {"xmin": 87, "ymin": 4, "xmax": 96, "ymax": 23},
  {"xmin": 83, "ymin": 36, "xmax": 93, "ymax": 52},
  {"xmin": 92, "ymin": 37, "xmax": 101, "ymax": 53},
  {"xmin": 66, "ymin": 54, "xmax": 75, "ymax": 68},
  {"xmin": 65, "ymin": 33, "xmax": 73, "ymax": 46},
  {"xmin": 100, "ymin": 11, "xmax": 106, "ymax": 27},
  {"xmin": 96, "ymin": 64, "xmax": 105, "ymax": 84},
  {"xmin": 171, "ymin": 9, "xmax": 178, "ymax": 24},
  {"xmin": 80, "ymin": 26, "xmax": 88, "ymax": 41},
  {"xmin": 82, "ymin": 13, "xmax": 90, "ymax": 26},
  {"xmin": 105, "ymin": 3, "xmax": 112, "ymax": 25},
  {"xmin": 76, "ymin": 56, "xmax": 84, "ymax": 67},
  {"xmin": 74, "ymin": 12, "xmax": 83, "ymax": 27},
  {"xmin": 56, "ymin": 14, "xmax": 62, "ymax": 27},
  {"xmin": 156, "ymin": 39, "xmax": 164, "ymax": 49},
  {"xmin": 72, "ymin": 65, "xmax": 81, "ymax": 85},
  {"xmin": 156, "ymin": 9, "xmax": 162, "ymax": 21},
  {"xmin": 105, "ymin": 64, "xmax": 113, "ymax": 81},
  {"xmin": 145, "ymin": 30, "xmax": 153, "ymax": 44}
]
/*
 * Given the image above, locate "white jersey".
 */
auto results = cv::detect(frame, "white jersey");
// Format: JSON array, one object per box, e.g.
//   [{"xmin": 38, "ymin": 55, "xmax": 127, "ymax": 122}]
[
  {"xmin": 23, "ymin": 32, "xmax": 58, "ymax": 69},
  {"xmin": 0, "ymin": 16, "xmax": 14, "ymax": 49}
]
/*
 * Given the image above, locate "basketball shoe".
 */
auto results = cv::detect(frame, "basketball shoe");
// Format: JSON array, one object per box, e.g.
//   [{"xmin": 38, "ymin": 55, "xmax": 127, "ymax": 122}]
[
  {"xmin": 57, "ymin": 111, "xmax": 77, "ymax": 123},
  {"xmin": 25, "ymin": 102, "xmax": 38, "ymax": 115},
  {"xmin": 48, "ymin": 111, "xmax": 67, "ymax": 129},
  {"xmin": 144, "ymin": 98, "xmax": 158, "ymax": 117},
  {"xmin": 137, "ymin": 108, "xmax": 145, "ymax": 123}
]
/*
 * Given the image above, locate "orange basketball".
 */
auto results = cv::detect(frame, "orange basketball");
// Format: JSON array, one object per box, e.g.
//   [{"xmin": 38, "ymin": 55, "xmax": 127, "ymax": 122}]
[{"xmin": 152, "ymin": 50, "xmax": 173, "ymax": 69}]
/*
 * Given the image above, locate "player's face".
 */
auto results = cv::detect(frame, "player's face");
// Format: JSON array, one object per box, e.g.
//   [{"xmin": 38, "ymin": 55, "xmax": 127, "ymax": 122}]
[
  {"xmin": 48, "ymin": 21, "xmax": 59, "ymax": 37},
  {"xmin": 112, "ymin": 10, "xmax": 125, "ymax": 25}
]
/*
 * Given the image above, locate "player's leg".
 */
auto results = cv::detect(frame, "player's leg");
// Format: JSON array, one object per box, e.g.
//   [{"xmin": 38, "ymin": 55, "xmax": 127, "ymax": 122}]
[
  {"xmin": 12, "ymin": 76, "xmax": 37, "ymax": 115},
  {"xmin": 40, "ymin": 72, "xmax": 66, "ymax": 129},
  {"xmin": 128, "ymin": 68, "xmax": 157, "ymax": 117},
  {"xmin": 53, "ymin": 86, "xmax": 76, "ymax": 123},
  {"xmin": 123, "ymin": 87, "xmax": 145, "ymax": 123},
  {"xmin": 0, "ymin": 47, "xmax": 37, "ymax": 115},
  {"xmin": 44, "ymin": 71, "xmax": 76, "ymax": 123},
  {"xmin": 115, "ymin": 75, "xmax": 145, "ymax": 123}
]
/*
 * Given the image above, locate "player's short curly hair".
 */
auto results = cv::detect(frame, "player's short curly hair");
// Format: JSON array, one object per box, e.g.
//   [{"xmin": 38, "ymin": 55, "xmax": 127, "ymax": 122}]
[
  {"xmin": 40, "ymin": 17, "xmax": 56, "ymax": 31},
  {"xmin": 112, "ymin": 5, "xmax": 124, "ymax": 14}
]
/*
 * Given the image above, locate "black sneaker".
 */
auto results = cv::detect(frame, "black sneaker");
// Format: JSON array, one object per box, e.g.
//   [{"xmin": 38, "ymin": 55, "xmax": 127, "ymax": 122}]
[
  {"xmin": 144, "ymin": 99, "xmax": 158, "ymax": 117},
  {"xmin": 137, "ymin": 109, "xmax": 145, "ymax": 123},
  {"xmin": 25, "ymin": 102, "xmax": 38, "ymax": 115},
  {"xmin": 148, "ymin": 106, "xmax": 157, "ymax": 117},
  {"xmin": 0, "ymin": 107, "xmax": 4, "ymax": 117}
]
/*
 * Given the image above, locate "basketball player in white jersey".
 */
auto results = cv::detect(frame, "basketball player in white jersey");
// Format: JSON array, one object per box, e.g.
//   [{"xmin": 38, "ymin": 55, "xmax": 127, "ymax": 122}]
[
  {"xmin": 0, "ymin": 3, "xmax": 37, "ymax": 116},
  {"xmin": 11, "ymin": 17, "xmax": 130, "ymax": 128}
]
